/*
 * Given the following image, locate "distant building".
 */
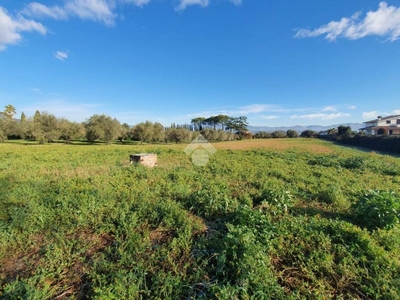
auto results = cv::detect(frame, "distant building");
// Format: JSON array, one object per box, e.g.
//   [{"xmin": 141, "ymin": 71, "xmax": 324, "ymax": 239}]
[{"xmin": 359, "ymin": 115, "xmax": 400, "ymax": 135}]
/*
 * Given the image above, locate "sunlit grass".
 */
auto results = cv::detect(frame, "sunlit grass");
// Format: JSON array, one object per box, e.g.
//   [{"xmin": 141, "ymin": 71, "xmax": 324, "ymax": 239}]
[{"xmin": 1, "ymin": 139, "xmax": 399, "ymax": 299}]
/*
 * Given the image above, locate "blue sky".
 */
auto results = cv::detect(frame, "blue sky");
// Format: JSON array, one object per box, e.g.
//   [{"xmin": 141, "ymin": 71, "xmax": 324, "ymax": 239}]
[{"xmin": 1, "ymin": 0, "xmax": 400, "ymax": 126}]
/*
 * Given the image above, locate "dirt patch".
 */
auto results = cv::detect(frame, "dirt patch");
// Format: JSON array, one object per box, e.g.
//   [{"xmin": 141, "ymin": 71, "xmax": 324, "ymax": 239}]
[
  {"xmin": 0, "ymin": 230, "xmax": 115, "ymax": 300},
  {"xmin": 149, "ymin": 228, "xmax": 175, "ymax": 247},
  {"xmin": 0, "ymin": 235, "xmax": 45, "ymax": 283},
  {"xmin": 52, "ymin": 231, "xmax": 115, "ymax": 299}
]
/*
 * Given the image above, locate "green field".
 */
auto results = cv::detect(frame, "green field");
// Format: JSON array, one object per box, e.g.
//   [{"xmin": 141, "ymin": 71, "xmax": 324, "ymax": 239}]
[{"xmin": 1, "ymin": 139, "xmax": 400, "ymax": 299}]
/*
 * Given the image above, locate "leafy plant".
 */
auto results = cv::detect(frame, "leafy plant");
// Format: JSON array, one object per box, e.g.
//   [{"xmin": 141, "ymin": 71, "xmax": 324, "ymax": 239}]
[
  {"xmin": 352, "ymin": 190, "xmax": 400, "ymax": 230},
  {"xmin": 259, "ymin": 189, "xmax": 294, "ymax": 215}
]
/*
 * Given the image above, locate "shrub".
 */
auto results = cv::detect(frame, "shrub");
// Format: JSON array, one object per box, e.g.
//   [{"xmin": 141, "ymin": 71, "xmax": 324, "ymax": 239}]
[
  {"xmin": 352, "ymin": 190, "xmax": 400, "ymax": 230},
  {"xmin": 286, "ymin": 129, "xmax": 298, "ymax": 138},
  {"xmin": 254, "ymin": 131, "xmax": 271, "ymax": 139},
  {"xmin": 300, "ymin": 130, "xmax": 318, "ymax": 138},
  {"xmin": 340, "ymin": 156, "xmax": 367, "ymax": 170},
  {"xmin": 337, "ymin": 125, "xmax": 352, "ymax": 138},
  {"xmin": 318, "ymin": 186, "xmax": 350, "ymax": 210},
  {"xmin": 271, "ymin": 130, "xmax": 286, "ymax": 138}
]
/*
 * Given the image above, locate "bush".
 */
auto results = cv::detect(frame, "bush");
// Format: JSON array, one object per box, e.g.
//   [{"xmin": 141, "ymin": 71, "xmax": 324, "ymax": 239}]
[
  {"xmin": 286, "ymin": 129, "xmax": 298, "ymax": 138},
  {"xmin": 254, "ymin": 131, "xmax": 271, "ymax": 139},
  {"xmin": 352, "ymin": 190, "xmax": 400, "ymax": 230},
  {"xmin": 317, "ymin": 186, "xmax": 350, "ymax": 210},
  {"xmin": 340, "ymin": 156, "xmax": 367, "ymax": 170},
  {"xmin": 271, "ymin": 130, "xmax": 286, "ymax": 138},
  {"xmin": 300, "ymin": 130, "xmax": 318, "ymax": 138}
]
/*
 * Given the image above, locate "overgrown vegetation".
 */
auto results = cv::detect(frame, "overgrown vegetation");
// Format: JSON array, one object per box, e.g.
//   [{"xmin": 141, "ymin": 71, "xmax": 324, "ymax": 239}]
[{"xmin": 1, "ymin": 139, "xmax": 399, "ymax": 299}]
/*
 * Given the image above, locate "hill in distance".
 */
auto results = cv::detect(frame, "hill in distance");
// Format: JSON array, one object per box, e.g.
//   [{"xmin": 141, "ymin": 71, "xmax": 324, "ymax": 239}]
[{"xmin": 248, "ymin": 123, "xmax": 364, "ymax": 133}]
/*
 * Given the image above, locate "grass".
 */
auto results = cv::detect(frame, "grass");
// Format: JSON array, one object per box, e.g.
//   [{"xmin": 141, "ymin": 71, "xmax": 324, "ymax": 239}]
[{"xmin": 1, "ymin": 138, "xmax": 400, "ymax": 299}]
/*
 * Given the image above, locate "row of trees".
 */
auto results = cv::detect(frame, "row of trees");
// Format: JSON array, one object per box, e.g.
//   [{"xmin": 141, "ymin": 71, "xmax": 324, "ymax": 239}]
[
  {"xmin": 1, "ymin": 105, "xmax": 356, "ymax": 144},
  {"xmin": 0, "ymin": 106, "xmax": 247, "ymax": 144},
  {"xmin": 0, "ymin": 110, "xmax": 86, "ymax": 143},
  {"xmin": 191, "ymin": 115, "xmax": 249, "ymax": 132},
  {"xmin": 253, "ymin": 129, "xmax": 322, "ymax": 139}
]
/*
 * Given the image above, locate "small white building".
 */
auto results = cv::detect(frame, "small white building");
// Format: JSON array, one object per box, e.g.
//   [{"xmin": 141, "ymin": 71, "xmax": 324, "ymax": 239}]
[{"xmin": 360, "ymin": 115, "xmax": 400, "ymax": 135}]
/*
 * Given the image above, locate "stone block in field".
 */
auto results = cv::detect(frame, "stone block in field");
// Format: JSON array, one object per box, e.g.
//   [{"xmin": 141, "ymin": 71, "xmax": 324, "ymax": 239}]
[{"xmin": 129, "ymin": 153, "xmax": 157, "ymax": 167}]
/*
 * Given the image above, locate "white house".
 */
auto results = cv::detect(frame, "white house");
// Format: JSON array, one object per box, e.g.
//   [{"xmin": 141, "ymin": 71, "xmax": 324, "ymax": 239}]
[{"xmin": 359, "ymin": 115, "xmax": 400, "ymax": 135}]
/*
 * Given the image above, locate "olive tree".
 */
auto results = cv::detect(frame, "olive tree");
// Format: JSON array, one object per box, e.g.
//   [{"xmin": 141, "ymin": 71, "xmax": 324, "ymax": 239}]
[
  {"xmin": 40, "ymin": 112, "xmax": 60, "ymax": 142},
  {"xmin": 153, "ymin": 122, "xmax": 165, "ymax": 143},
  {"xmin": 84, "ymin": 114, "xmax": 121, "ymax": 144},
  {"xmin": 166, "ymin": 128, "xmax": 192, "ymax": 143},
  {"xmin": 59, "ymin": 118, "xmax": 86, "ymax": 143},
  {"xmin": 131, "ymin": 121, "xmax": 154, "ymax": 143}
]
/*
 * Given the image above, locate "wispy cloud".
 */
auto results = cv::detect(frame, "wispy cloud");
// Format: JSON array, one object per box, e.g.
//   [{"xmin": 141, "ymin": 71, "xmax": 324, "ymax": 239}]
[
  {"xmin": 230, "ymin": 0, "xmax": 242, "ymax": 6},
  {"xmin": 261, "ymin": 115, "xmax": 278, "ymax": 120},
  {"xmin": 0, "ymin": 7, "xmax": 47, "ymax": 51},
  {"xmin": 322, "ymin": 105, "xmax": 337, "ymax": 112},
  {"xmin": 22, "ymin": 0, "xmax": 117, "ymax": 26},
  {"xmin": 363, "ymin": 110, "xmax": 400, "ymax": 119},
  {"xmin": 291, "ymin": 112, "xmax": 350, "ymax": 120},
  {"xmin": 295, "ymin": 2, "xmax": 400, "ymax": 42},
  {"xmin": 185, "ymin": 104, "xmax": 342, "ymax": 120},
  {"xmin": 22, "ymin": 100, "xmax": 103, "ymax": 122},
  {"xmin": 175, "ymin": 0, "xmax": 209, "ymax": 11},
  {"xmin": 362, "ymin": 111, "xmax": 379, "ymax": 120},
  {"xmin": 54, "ymin": 51, "xmax": 68, "ymax": 61},
  {"xmin": 10, "ymin": 0, "xmax": 240, "ymax": 47},
  {"xmin": 238, "ymin": 104, "xmax": 275, "ymax": 114},
  {"xmin": 65, "ymin": 0, "xmax": 116, "ymax": 26},
  {"xmin": 124, "ymin": 0, "xmax": 151, "ymax": 7},
  {"xmin": 30, "ymin": 87, "xmax": 43, "ymax": 94},
  {"xmin": 21, "ymin": 3, "xmax": 68, "ymax": 20}
]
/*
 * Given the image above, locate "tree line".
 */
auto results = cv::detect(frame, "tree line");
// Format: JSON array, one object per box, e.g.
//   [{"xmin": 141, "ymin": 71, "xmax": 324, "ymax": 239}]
[
  {"xmin": 0, "ymin": 105, "xmax": 249, "ymax": 144},
  {"xmin": 190, "ymin": 115, "xmax": 248, "ymax": 132}
]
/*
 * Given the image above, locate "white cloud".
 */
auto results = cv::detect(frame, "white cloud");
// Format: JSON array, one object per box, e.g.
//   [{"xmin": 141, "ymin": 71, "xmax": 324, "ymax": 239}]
[
  {"xmin": 0, "ymin": 7, "xmax": 47, "ymax": 51},
  {"xmin": 349, "ymin": 105, "xmax": 357, "ymax": 110},
  {"xmin": 295, "ymin": 2, "xmax": 400, "ymax": 41},
  {"xmin": 21, "ymin": 3, "xmax": 67, "ymax": 20},
  {"xmin": 22, "ymin": 100, "xmax": 103, "ymax": 122},
  {"xmin": 322, "ymin": 105, "xmax": 337, "ymax": 112},
  {"xmin": 185, "ymin": 104, "xmax": 323, "ymax": 121},
  {"xmin": 261, "ymin": 115, "xmax": 278, "ymax": 120},
  {"xmin": 230, "ymin": 0, "xmax": 242, "ymax": 6},
  {"xmin": 176, "ymin": 0, "xmax": 209, "ymax": 11},
  {"xmin": 124, "ymin": 0, "xmax": 151, "ymax": 7},
  {"xmin": 363, "ymin": 110, "xmax": 400, "ymax": 119},
  {"xmin": 54, "ymin": 51, "xmax": 68, "ymax": 60},
  {"xmin": 238, "ymin": 104, "xmax": 274, "ymax": 114},
  {"xmin": 22, "ymin": 0, "xmax": 117, "ymax": 26},
  {"xmin": 324, "ymin": 113, "xmax": 351, "ymax": 120},
  {"xmin": 291, "ymin": 113, "xmax": 326, "ymax": 120},
  {"xmin": 30, "ymin": 87, "xmax": 43, "ymax": 94},
  {"xmin": 362, "ymin": 111, "xmax": 380, "ymax": 120},
  {"xmin": 291, "ymin": 113, "xmax": 350, "ymax": 120},
  {"xmin": 65, "ymin": 0, "xmax": 116, "ymax": 26}
]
